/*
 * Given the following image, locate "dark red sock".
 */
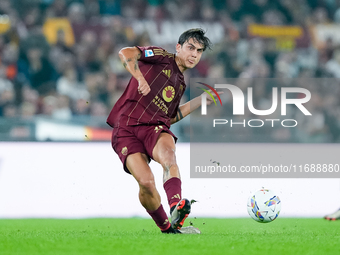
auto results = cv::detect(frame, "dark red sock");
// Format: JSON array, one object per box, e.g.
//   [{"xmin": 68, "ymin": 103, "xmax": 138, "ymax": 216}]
[
  {"xmin": 147, "ymin": 204, "xmax": 171, "ymax": 231},
  {"xmin": 163, "ymin": 177, "xmax": 182, "ymax": 209}
]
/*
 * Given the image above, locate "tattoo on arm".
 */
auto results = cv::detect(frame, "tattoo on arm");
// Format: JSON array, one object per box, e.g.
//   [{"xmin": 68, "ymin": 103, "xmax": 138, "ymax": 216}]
[
  {"xmin": 179, "ymin": 109, "xmax": 183, "ymax": 119},
  {"xmin": 175, "ymin": 109, "xmax": 184, "ymax": 122},
  {"xmin": 122, "ymin": 56, "xmax": 139, "ymax": 70},
  {"xmin": 123, "ymin": 58, "xmax": 132, "ymax": 68}
]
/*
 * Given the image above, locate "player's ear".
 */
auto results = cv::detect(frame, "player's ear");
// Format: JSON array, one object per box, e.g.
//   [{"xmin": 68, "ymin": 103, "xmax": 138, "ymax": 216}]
[{"xmin": 176, "ymin": 43, "xmax": 182, "ymax": 54}]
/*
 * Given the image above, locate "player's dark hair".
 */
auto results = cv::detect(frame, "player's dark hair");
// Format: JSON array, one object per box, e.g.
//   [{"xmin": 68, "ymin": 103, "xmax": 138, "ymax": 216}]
[{"xmin": 178, "ymin": 28, "xmax": 212, "ymax": 51}]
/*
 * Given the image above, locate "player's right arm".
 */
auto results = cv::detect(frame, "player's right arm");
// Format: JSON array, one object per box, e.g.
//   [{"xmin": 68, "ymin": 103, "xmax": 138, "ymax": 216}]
[
  {"xmin": 119, "ymin": 47, "xmax": 151, "ymax": 96},
  {"xmin": 170, "ymin": 90, "xmax": 223, "ymax": 124}
]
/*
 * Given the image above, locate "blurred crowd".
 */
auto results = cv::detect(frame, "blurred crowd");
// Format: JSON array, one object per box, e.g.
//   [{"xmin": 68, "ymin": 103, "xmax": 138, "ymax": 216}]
[{"xmin": 0, "ymin": 0, "xmax": 340, "ymax": 141}]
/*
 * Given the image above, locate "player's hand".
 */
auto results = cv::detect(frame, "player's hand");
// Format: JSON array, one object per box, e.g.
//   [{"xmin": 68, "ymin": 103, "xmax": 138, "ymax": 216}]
[
  {"xmin": 202, "ymin": 90, "xmax": 224, "ymax": 106},
  {"xmin": 137, "ymin": 78, "xmax": 151, "ymax": 96}
]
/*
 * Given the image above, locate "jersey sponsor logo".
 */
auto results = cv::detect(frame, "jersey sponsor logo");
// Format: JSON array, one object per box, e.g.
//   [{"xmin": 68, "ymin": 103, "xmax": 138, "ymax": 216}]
[
  {"xmin": 152, "ymin": 96, "xmax": 169, "ymax": 114},
  {"xmin": 121, "ymin": 146, "xmax": 128, "ymax": 156},
  {"xmin": 162, "ymin": 86, "xmax": 175, "ymax": 102},
  {"xmin": 162, "ymin": 69, "xmax": 171, "ymax": 78},
  {"xmin": 145, "ymin": 49, "xmax": 154, "ymax": 57}
]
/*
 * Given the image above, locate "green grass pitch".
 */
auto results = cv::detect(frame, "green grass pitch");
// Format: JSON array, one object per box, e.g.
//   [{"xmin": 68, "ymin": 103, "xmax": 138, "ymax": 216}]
[{"xmin": 0, "ymin": 218, "xmax": 339, "ymax": 255}]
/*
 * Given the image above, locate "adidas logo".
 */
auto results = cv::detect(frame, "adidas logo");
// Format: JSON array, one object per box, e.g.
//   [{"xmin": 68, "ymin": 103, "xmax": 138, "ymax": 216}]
[
  {"xmin": 171, "ymin": 194, "xmax": 180, "ymax": 199},
  {"xmin": 162, "ymin": 69, "xmax": 171, "ymax": 78},
  {"xmin": 154, "ymin": 125, "xmax": 163, "ymax": 133}
]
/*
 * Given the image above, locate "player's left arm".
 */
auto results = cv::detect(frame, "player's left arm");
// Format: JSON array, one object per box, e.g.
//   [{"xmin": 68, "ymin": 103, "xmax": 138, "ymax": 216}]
[{"xmin": 170, "ymin": 90, "xmax": 222, "ymax": 124}]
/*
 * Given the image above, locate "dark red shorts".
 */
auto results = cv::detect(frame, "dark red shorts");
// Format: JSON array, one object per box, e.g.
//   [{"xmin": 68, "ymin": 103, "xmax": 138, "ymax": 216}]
[{"xmin": 111, "ymin": 124, "xmax": 177, "ymax": 174}]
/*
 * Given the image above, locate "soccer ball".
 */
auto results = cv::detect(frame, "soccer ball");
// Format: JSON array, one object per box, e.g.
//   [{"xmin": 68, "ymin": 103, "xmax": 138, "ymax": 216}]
[{"xmin": 247, "ymin": 188, "xmax": 281, "ymax": 223}]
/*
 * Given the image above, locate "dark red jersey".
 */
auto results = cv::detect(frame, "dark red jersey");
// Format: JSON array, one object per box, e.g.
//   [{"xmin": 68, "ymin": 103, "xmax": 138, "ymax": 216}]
[{"xmin": 107, "ymin": 46, "xmax": 186, "ymax": 128}]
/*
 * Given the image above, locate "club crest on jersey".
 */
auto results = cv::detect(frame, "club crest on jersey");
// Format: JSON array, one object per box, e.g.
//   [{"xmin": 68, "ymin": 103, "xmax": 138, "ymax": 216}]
[
  {"xmin": 145, "ymin": 49, "xmax": 154, "ymax": 57},
  {"xmin": 162, "ymin": 86, "xmax": 175, "ymax": 102}
]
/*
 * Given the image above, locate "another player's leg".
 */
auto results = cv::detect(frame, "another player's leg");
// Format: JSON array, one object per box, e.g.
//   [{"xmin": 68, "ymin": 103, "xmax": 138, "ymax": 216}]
[
  {"xmin": 324, "ymin": 208, "xmax": 340, "ymax": 221},
  {"xmin": 126, "ymin": 152, "xmax": 174, "ymax": 233},
  {"xmin": 152, "ymin": 132, "xmax": 193, "ymax": 230}
]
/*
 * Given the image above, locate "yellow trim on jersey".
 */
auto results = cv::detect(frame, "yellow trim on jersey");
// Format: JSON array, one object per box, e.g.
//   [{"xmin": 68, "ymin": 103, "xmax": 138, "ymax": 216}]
[{"xmin": 153, "ymin": 49, "xmax": 174, "ymax": 58}]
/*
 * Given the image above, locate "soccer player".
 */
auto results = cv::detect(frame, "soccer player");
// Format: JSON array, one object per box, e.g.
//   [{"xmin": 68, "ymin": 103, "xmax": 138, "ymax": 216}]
[{"xmin": 107, "ymin": 28, "xmax": 215, "ymax": 234}]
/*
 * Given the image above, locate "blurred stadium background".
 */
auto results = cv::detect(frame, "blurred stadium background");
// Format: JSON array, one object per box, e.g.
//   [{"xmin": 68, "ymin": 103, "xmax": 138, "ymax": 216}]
[
  {"xmin": 0, "ymin": 0, "xmax": 340, "ymax": 142},
  {"xmin": 0, "ymin": 0, "xmax": 340, "ymax": 219}
]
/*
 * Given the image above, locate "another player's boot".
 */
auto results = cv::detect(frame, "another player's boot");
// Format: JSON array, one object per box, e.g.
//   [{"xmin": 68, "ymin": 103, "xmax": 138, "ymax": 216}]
[
  {"xmin": 162, "ymin": 226, "xmax": 200, "ymax": 234},
  {"xmin": 170, "ymin": 198, "xmax": 191, "ymax": 229},
  {"xmin": 324, "ymin": 208, "xmax": 340, "ymax": 220},
  {"xmin": 178, "ymin": 226, "xmax": 201, "ymax": 234}
]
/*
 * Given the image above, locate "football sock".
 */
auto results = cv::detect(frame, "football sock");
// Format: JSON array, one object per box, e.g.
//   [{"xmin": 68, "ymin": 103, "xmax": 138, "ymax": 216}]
[
  {"xmin": 146, "ymin": 204, "xmax": 171, "ymax": 231},
  {"xmin": 163, "ymin": 177, "xmax": 182, "ymax": 209}
]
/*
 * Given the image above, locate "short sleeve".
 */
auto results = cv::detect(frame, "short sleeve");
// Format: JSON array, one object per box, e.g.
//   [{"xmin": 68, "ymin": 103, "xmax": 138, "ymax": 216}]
[{"xmin": 136, "ymin": 46, "xmax": 173, "ymax": 64}]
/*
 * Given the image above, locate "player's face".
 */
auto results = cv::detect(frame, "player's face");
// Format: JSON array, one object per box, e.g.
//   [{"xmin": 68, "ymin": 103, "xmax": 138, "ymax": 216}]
[{"xmin": 176, "ymin": 39, "xmax": 204, "ymax": 70}]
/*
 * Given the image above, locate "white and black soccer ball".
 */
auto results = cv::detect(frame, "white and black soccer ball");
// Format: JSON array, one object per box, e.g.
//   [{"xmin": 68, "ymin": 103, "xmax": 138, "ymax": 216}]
[{"xmin": 247, "ymin": 188, "xmax": 281, "ymax": 223}]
